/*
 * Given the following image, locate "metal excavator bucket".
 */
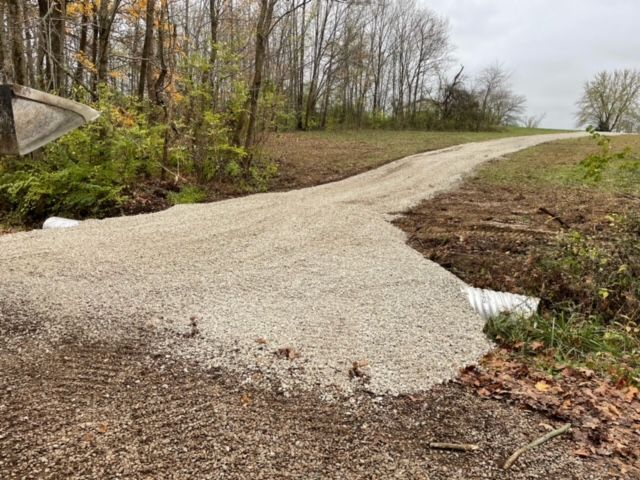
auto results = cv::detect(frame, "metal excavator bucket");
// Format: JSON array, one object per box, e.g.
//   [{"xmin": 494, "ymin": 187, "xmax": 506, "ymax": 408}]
[{"xmin": 0, "ymin": 84, "xmax": 100, "ymax": 156}]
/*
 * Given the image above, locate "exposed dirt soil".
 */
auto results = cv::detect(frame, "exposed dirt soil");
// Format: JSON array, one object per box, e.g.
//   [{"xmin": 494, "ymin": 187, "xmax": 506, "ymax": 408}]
[
  {"xmin": 265, "ymin": 135, "xmax": 381, "ymax": 191},
  {"xmin": 0, "ymin": 334, "xmax": 613, "ymax": 479},
  {"xmin": 393, "ymin": 179, "xmax": 640, "ymax": 296}
]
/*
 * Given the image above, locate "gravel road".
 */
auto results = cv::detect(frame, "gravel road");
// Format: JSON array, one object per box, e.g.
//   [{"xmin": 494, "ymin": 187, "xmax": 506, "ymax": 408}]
[{"xmin": 0, "ymin": 133, "xmax": 585, "ymax": 396}]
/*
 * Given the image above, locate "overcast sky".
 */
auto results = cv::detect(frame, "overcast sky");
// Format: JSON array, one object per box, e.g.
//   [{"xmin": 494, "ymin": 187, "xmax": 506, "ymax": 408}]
[{"xmin": 424, "ymin": 0, "xmax": 640, "ymax": 129}]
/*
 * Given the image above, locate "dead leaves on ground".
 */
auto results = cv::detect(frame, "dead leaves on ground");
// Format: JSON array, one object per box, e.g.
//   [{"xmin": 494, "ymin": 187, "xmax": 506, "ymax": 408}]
[
  {"xmin": 275, "ymin": 346, "xmax": 301, "ymax": 360},
  {"xmin": 460, "ymin": 349, "xmax": 640, "ymax": 476},
  {"xmin": 349, "ymin": 359, "xmax": 371, "ymax": 381}
]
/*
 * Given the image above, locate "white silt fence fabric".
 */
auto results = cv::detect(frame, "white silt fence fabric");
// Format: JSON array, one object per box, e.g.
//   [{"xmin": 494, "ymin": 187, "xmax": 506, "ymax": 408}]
[
  {"xmin": 463, "ymin": 286, "xmax": 540, "ymax": 320},
  {"xmin": 42, "ymin": 217, "xmax": 81, "ymax": 230}
]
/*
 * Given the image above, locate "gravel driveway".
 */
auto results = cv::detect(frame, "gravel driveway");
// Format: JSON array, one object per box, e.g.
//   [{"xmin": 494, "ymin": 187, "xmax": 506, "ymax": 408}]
[{"xmin": 0, "ymin": 133, "xmax": 585, "ymax": 396}]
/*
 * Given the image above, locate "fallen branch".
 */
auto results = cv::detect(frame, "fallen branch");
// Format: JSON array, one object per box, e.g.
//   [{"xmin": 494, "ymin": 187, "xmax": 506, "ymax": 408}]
[
  {"xmin": 429, "ymin": 442, "xmax": 479, "ymax": 452},
  {"xmin": 503, "ymin": 423, "xmax": 571, "ymax": 470},
  {"xmin": 478, "ymin": 221, "xmax": 554, "ymax": 235},
  {"xmin": 537, "ymin": 207, "xmax": 570, "ymax": 229}
]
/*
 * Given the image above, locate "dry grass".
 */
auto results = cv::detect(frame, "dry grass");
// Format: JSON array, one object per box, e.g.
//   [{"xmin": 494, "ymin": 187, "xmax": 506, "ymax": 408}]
[{"xmin": 261, "ymin": 127, "xmax": 570, "ymax": 190}]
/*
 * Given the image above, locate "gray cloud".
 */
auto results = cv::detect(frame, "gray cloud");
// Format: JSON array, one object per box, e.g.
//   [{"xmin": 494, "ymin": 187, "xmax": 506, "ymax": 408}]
[{"xmin": 425, "ymin": 0, "xmax": 640, "ymax": 128}]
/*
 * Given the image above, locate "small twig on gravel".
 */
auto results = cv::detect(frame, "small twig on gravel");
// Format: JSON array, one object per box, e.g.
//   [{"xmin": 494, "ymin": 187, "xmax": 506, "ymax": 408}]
[
  {"xmin": 429, "ymin": 442, "xmax": 479, "ymax": 452},
  {"xmin": 503, "ymin": 423, "xmax": 572, "ymax": 470}
]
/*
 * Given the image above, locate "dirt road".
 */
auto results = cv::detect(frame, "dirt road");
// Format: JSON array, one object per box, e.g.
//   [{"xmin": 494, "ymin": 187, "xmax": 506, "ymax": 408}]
[{"xmin": 2, "ymin": 132, "xmax": 612, "ymax": 479}]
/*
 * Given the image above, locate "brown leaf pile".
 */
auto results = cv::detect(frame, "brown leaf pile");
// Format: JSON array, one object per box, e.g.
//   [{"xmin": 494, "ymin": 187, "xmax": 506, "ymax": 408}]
[{"xmin": 460, "ymin": 349, "xmax": 640, "ymax": 477}]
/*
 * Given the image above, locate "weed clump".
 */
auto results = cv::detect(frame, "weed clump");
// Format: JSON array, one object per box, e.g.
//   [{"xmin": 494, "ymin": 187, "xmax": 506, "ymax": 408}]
[{"xmin": 486, "ymin": 213, "xmax": 640, "ymax": 384}]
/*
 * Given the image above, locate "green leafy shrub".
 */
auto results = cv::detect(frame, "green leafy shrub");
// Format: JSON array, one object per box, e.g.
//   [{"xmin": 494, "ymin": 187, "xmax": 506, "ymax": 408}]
[
  {"xmin": 167, "ymin": 186, "xmax": 207, "ymax": 205},
  {"xmin": 0, "ymin": 88, "xmax": 163, "ymax": 225},
  {"xmin": 0, "ymin": 165, "xmax": 123, "ymax": 224},
  {"xmin": 530, "ymin": 215, "xmax": 640, "ymax": 323},
  {"xmin": 581, "ymin": 126, "xmax": 636, "ymax": 182}
]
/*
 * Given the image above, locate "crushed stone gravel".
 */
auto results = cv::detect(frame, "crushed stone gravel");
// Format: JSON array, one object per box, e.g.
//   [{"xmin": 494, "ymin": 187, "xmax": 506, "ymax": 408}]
[{"xmin": 0, "ymin": 133, "xmax": 585, "ymax": 396}]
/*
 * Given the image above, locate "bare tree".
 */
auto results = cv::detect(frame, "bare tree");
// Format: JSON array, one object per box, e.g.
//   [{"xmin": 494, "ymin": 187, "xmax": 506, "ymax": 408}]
[
  {"xmin": 474, "ymin": 63, "xmax": 525, "ymax": 130},
  {"xmin": 522, "ymin": 113, "xmax": 545, "ymax": 129},
  {"xmin": 576, "ymin": 69, "xmax": 640, "ymax": 132}
]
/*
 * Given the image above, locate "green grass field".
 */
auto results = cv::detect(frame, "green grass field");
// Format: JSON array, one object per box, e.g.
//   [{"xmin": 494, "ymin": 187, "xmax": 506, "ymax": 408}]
[{"xmin": 476, "ymin": 134, "xmax": 640, "ymax": 194}]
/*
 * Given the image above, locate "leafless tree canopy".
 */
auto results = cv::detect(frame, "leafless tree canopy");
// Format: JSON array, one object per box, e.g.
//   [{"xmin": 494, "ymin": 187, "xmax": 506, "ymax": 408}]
[
  {"xmin": 575, "ymin": 69, "xmax": 640, "ymax": 132},
  {"xmin": 0, "ymin": 0, "xmax": 530, "ymax": 147},
  {"xmin": 474, "ymin": 63, "xmax": 526, "ymax": 130}
]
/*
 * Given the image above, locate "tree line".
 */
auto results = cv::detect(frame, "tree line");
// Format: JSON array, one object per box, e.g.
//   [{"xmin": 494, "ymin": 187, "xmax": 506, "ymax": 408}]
[
  {"xmin": 0, "ymin": 0, "xmax": 528, "ymax": 144},
  {"xmin": 0, "ymin": 0, "xmax": 530, "ymax": 226}
]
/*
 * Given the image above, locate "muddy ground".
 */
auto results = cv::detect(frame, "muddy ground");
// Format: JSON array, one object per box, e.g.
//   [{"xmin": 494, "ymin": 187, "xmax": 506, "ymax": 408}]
[{"xmin": 0, "ymin": 332, "xmax": 613, "ymax": 479}]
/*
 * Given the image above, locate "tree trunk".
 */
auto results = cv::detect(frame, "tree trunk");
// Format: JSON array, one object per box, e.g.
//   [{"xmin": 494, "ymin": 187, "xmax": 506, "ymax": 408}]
[
  {"xmin": 304, "ymin": 0, "xmax": 329, "ymax": 130},
  {"xmin": 209, "ymin": 0, "xmax": 220, "ymax": 99},
  {"xmin": 7, "ymin": 0, "xmax": 28, "ymax": 85},
  {"xmin": 0, "ymin": 0, "xmax": 6, "ymax": 82},
  {"xmin": 23, "ymin": 4, "xmax": 36, "ymax": 86},
  {"xmin": 50, "ymin": 0, "xmax": 66, "ymax": 93},
  {"xmin": 96, "ymin": 0, "xmax": 114, "ymax": 88},
  {"xmin": 295, "ymin": 0, "xmax": 306, "ymax": 130},
  {"xmin": 74, "ymin": 0, "xmax": 90, "ymax": 89},
  {"xmin": 236, "ymin": 0, "xmax": 277, "ymax": 151},
  {"xmin": 138, "ymin": 0, "xmax": 156, "ymax": 100}
]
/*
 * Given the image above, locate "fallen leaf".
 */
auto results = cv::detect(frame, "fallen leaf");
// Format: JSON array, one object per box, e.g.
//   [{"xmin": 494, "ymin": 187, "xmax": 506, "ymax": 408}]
[
  {"xmin": 349, "ymin": 359, "xmax": 371, "ymax": 379},
  {"xmin": 579, "ymin": 367, "xmax": 595, "ymax": 379},
  {"xmin": 241, "ymin": 393, "xmax": 252, "ymax": 407},
  {"xmin": 276, "ymin": 347, "xmax": 300, "ymax": 360},
  {"xmin": 535, "ymin": 381, "xmax": 551, "ymax": 392},
  {"xmin": 625, "ymin": 386, "xmax": 638, "ymax": 402},
  {"xmin": 477, "ymin": 387, "xmax": 491, "ymax": 397},
  {"xmin": 98, "ymin": 423, "xmax": 108, "ymax": 434},
  {"xmin": 574, "ymin": 447, "xmax": 593, "ymax": 457},
  {"xmin": 530, "ymin": 341, "xmax": 545, "ymax": 352}
]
